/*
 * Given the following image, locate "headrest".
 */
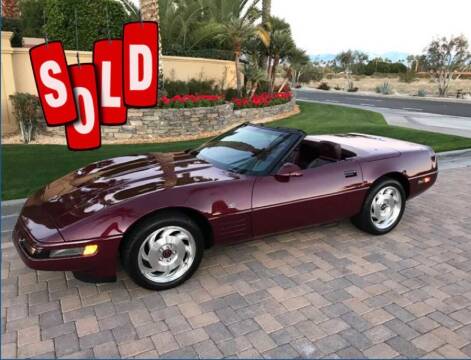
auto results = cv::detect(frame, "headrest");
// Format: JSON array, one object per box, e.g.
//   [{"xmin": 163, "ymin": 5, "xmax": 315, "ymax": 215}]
[{"xmin": 319, "ymin": 141, "xmax": 342, "ymax": 160}]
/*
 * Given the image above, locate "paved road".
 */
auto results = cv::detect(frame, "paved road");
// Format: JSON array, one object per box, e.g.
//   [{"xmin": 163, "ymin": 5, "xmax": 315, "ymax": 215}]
[
  {"xmin": 2, "ymin": 154, "xmax": 471, "ymax": 358},
  {"xmin": 296, "ymin": 89, "xmax": 471, "ymax": 117}
]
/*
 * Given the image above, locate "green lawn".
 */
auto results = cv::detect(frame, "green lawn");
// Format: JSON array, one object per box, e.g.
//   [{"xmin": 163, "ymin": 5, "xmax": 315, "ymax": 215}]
[{"xmin": 3, "ymin": 101, "xmax": 471, "ymax": 200}]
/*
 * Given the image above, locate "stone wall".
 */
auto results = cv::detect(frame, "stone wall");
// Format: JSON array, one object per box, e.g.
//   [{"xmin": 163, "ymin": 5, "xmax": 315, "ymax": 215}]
[
  {"xmin": 109, "ymin": 103, "xmax": 235, "ymax": 141},
  {"xmin": 43, "ymin": 98, "xmax": 298, "ymax": 143}
]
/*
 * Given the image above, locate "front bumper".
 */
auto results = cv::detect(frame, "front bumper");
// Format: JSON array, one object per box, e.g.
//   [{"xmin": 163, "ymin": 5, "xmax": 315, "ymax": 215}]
[
  {"xmin": 408, "ymin": 170, "xmax": 438, "ymax": 198},
  {"xmin": 13, "ymin": 218, "xmax": 121, "ymax": 282}
]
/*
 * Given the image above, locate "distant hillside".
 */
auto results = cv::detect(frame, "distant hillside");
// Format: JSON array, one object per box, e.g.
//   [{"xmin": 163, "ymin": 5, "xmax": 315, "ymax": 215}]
[{"xmin": 310, "ymin": 51, "xmax": 410, "ymax": 63}]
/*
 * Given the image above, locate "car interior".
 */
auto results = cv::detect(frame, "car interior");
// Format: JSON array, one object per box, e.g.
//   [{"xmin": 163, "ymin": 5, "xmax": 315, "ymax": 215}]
[{"xmin": 288, "ymin": 140, "xmax": 356, "ymax": 170}]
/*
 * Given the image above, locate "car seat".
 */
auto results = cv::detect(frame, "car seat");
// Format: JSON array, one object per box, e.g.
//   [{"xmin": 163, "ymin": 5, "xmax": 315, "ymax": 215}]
[{"xmin": 308, "ymin": 141, "xmax": 342, "ymax": 168}]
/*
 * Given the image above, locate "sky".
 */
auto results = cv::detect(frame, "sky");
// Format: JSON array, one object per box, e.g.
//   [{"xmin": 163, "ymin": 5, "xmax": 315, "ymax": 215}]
[
  {"xmin": 131, "ymin": 0, "xmax": 471, "ymax": 57},
  {"xmin": 271, "ymin": 0, "xmax": 471, "ymax": 56}
]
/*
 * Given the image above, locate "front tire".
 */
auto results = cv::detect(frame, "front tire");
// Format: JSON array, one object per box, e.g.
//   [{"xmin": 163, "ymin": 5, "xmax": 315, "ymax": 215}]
[
  {"xmin": 121, "ymin": 212, "xmax": 204, "ymax": 290},
  {"xmin": 352, "ymin": 178, "xmax": 406, "ymax": 235}
]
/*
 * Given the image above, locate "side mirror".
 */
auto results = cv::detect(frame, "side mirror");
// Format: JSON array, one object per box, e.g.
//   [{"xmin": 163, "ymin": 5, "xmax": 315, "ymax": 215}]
[{"xmin": 276, "ymin": 162, "xmax": 303, "ymax": 180}]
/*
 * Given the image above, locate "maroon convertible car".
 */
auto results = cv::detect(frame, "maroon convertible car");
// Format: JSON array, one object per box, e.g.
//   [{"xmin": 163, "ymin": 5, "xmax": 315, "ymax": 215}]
[{"xmin": 13, "ymin": 123, "xmax": 438, "ymax": 289}]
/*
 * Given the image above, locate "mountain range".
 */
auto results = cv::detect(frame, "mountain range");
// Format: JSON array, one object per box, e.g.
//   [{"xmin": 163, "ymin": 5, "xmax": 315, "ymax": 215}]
[{"xmin": 310, "ymin": 51, "xmax": 410, "ymax": 63}]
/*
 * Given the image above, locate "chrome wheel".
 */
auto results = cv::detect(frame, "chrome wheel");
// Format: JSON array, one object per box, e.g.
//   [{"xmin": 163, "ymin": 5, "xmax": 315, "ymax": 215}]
[
  {"xmin": 370, "ymin": 186, "xmax": 402, "ymax": 230},
  {"xmin": 138, "ymin": 226, "xmax": 196, "ymax": 284}
]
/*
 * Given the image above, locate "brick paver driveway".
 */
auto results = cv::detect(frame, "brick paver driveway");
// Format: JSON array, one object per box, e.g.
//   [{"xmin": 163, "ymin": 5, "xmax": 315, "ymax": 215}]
[{"xmin": 2, "ymin": 167, "xmax": 471, "ymax": 359}]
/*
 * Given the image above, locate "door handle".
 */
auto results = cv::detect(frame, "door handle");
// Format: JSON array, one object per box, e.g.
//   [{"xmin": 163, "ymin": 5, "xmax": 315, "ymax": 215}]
[{"xmin": 344, "ymin": 170, "xmax": 357, "ymax": 178}]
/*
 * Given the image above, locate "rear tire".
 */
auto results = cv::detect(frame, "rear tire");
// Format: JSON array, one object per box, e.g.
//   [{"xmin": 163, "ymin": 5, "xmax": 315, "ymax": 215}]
[
  {"xmin": 121, "ymin": 211, "xmax": 204, "ymax": 290},
  {"xmin": 352, "ymin": 178, "xmax": 406, "ymax": 235}
]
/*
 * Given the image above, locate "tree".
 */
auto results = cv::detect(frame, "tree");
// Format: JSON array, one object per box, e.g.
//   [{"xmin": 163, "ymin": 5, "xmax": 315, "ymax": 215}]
[
  {"xmin": 298, "ymin": 62, "xmax": 323, "ymax": 84},
  {"xmin": 424, "ymin": 35, "xmax": 471, "ymax": 96},
  {"xmin": 268, "ymin": 29, "xmax": 294, "ymax": 92},
  {"xmin": 207, "ymin": 0, "xmax": 269, "ymax": 96},
  {"xmin": 265, "ymin": 16, "xmax": 294, "ymax": 92},
  {"xmin": 407, "ymin": 54, "xmax": 427, "ymax": 73},
  {"xmin": 44, "ymin": 0, "xmax": 131, "ymax": 51},
  {"xmin": 118, "ymin": 0, "xmax": 139, "ymax": 20},
  {"xmin": 262, "ymin": 0, "xmax": 271, "ymax": 27},
  {"xmin": 2, "ymin": 0, "xmax": 19, "ymax": 18},
  {"xmin": 158, "ymin": 0, "xmax": 213, "ymax": 52},
  {"xmin": 335, "ymin": 50, "xmax": 354, "ymax": 87},
  {"xmin": 140, "ymin": 0, "xmax": 164, "ymax": 96},
  {"xmin": 335, "ymin": 50, "xmax": 369, "ymax": 76},
  {"xmin": 243, "ymin": 62, "xmax": 266, "ymax": 96},
  {"xmin": 287, "ymin": 48, "xmax": 313, "ymax": 86},
  {"xmin": 19, "ymin": 0, "xmax": 45, "ymax": 38}
]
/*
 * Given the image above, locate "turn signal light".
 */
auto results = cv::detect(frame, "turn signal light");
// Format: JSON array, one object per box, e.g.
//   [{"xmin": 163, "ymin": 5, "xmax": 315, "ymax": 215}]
[
  {"xmin": 49, "ymin": 244, "xmax": 98, "ymax": 258},
  {"xmin": 418, "ymin": 176, "xmax": 431, "ymax": 185},
  {"xmin": 83, "ymin": 244, "xmax": 98, "ymax": 256}
]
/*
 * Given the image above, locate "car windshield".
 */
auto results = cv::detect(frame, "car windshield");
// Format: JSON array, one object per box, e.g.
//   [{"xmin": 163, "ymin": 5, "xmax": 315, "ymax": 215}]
[{"xmin": 192, "ymin": 125, "xmax": 300, "ymax": 175}]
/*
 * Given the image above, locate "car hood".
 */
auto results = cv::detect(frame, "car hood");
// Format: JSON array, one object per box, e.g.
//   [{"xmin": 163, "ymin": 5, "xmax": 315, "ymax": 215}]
[{"xmin": 21, "ymin": 152, "xmax": 228, "ymax": 234}]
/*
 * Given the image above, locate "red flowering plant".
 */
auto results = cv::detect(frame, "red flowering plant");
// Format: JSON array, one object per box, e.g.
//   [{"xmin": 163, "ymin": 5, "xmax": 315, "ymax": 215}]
[
  {"xmin": 159, "ymin": 94, "xmax": 224, "ymax": 108},
  {"xmin": 231, "ymin": 92, "xmax": 292, "ymax": 110}
]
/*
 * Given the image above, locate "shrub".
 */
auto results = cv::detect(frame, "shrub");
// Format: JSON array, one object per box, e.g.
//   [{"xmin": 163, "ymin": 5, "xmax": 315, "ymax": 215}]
[
  {"xmin": 376, "ymin": 81, "xmax": 394, "ymax": 95},
  {"xmin": 255, "ymin": 80, "xmax": 270, "ymax": 94},
  {"xmin": 164, "ymin": 80, "xmax": 189, "ymax": 97},
  {"xmin": 276, "ymin": 84, "xmax": 291, "ymax": 93},
  {"xmin": 9, "ymin": 93, "xmax": 42, "ymax": 143},
  {"xmin": 298, "ymin": 64, "xmax": 324, "ymax": 83},
  {"xmin": 224, "ymin": 88, "xmax": 239, "ymax": 101},
  {"xmin": 159, "ymin": 94, "xmax": 224, "ymax": 108},
  {"xmin": 44, "ymin": 0, "xmax": 131, "ymax": 51},
  {"xmin": 1, "ymin": 17, "xmax": 23, "ymax": 47},
  {"xmin": 317, "ymin": 82, "xmax": 330, "ymax": 91},
  {"xmin": 417, "ymin": 89, "xmax": 427, "ymax": 97},
  {"xmin": 334, "ymin": 85, "xmax": 341, "ymax": 90},
  {"xmin": 164, "ymin": 79, "xmax": 218, "ymax": 97},
  {"xmin": 347, "ymin": 81, "xmax": 358, "ymax": 92},
  {"xmin": 365, "ymin": 60, "xmax": 407, "ymax": 75},
  {"xmin": 231, "ymin": 92, "xmax": 292, "ymax": 110},
  {"xmin": 399, "ymin": 70, "xmax": 417, "ymax": 83},
  {"xmin": 187, "ymin": 79, "xmax": 216, "ymax": 95},
  {"xmin": 163, "ymin": 47, "xmax": 234, "ymax": 61}
]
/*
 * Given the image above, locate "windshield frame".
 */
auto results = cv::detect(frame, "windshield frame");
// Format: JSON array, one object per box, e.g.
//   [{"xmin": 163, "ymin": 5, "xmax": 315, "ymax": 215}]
[{"xmin": 191, "ymin": 123, "xmax": 305, "ymax": 176}]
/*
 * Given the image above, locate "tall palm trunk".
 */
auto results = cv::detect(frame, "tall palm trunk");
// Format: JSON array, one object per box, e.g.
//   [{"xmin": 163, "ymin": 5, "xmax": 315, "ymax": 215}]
[
  {"xmin": 262, "ymin": 0, "xmax": 271, "ymax": 27},
  {"xmin": 234, "ymin": 42, "xmax": 242, "ymax": 96},
  {"xmin": 140, "ymin": 0, "xmax": 165, "ymax": 97},
  {"xmin": 269, "ymin": 54, "xmax": 279, "ymax": 93},
  {"xmin": 261, "ymin": 0, "xmax": 271, "ymax": 74}
]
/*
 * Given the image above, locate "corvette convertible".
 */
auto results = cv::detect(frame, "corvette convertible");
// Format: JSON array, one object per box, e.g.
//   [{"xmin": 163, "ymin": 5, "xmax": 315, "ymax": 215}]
[{"xmin": 13, "ymin": 123, "xmax": 438, "ymax": 289}]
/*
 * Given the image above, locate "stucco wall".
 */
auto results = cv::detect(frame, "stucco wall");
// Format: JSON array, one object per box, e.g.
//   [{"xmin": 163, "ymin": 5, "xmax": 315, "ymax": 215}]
[{"xmin": 1, "ymin": 31, "xmax": 236, "ymax": 135}]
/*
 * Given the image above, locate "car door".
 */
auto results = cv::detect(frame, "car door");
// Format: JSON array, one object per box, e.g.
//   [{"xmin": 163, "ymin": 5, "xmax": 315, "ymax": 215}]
[{"xmin": 251, "ymin": 158, "xmax": 367, "ymax": 237}]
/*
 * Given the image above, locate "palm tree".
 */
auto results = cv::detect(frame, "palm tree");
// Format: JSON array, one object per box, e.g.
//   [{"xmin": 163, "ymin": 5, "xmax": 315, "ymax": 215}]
[
  {"xmin": 265, "ymin": 17, "xmax": 293, "ymax": 92},
  {"xmin": 205, "ymin": 0, "xmax": 269, "ymax": 96},
  {"xmin": 265, "ymin": 17, "xmax": 295, "ymax": 93},
  {"xmin": 286, "ymin": 47, "xmax": 309, "ymax": 87},
  {"xmin": 140, "ymin": 0, "xmax": 164, "ymax": 96},
  {"xmin": 335, "ymin": 50, "xmax": 355, "ymax": 88},
  {"xmin": 118, "ymin": 0, "xmax": 140, "ymax": 20},
  {"xmin": 243, "ymin": 63, "xmax": 266, "ymax": 97},
  {"xmin": 2, "ymin": 0, "xmax": 19, "ymax": 18},
  {"xmin": 159, "ymin": 0, "xmax": 212, "ymax": 51},
  {"xmin": 262, "ymin": 0, "xmax": 271, "ymax": 27}
]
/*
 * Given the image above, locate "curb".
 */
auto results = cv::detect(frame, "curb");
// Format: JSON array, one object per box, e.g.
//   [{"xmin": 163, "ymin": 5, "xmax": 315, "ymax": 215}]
[
  {"xmin": 1, "ymin": 198, "xmax": 26, "ymax": 207},
  {"xmin": 437, "ymin": 149, "xmax": 471, "ymax": 157},
  {"xmin": 296, "ymin": 87, "xmax": 471, "ymax": 104}
]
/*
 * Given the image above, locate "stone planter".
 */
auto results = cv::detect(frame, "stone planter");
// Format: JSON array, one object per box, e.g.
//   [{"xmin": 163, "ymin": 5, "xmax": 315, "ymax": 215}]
[{"xmin": 45, "ymin": 98, "xmax": 298, "ymax": 143}]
